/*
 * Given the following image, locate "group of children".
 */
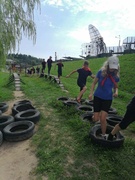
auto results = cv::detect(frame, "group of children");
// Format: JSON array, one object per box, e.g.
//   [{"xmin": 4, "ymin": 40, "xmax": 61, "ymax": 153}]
[
  {"xmin": 41, "ymin": 56, "xmax": 53, "ymax": 75},
  {"xmin": 27, "ymin": 55, "xmax": 135, "ymax": 141},
  {"xmin": 65, "ymin": 56, "xmax": 135, "ymax": 141},
  {"xmin": 41, "ymin": 56, "xmax": 64, "ymax": 84}
]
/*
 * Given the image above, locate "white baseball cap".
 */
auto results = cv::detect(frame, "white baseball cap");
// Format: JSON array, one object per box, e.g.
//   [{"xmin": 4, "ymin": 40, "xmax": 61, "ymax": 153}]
[{"xmin": 108, "ymin": 56, "xmax": 119, "ymax": 70}]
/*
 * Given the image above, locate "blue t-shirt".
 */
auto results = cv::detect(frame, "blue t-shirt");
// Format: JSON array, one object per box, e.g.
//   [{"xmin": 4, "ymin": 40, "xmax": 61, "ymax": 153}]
[
  {"xmin": 77, "ymin": 68, "xmax": 92, "ymax": 86},
  {"xmin": 94, "ymin": 70, "xmax": 119, "ymax": 100}
]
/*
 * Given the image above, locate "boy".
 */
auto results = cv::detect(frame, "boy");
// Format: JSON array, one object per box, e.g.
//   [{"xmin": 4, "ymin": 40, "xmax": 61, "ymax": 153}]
[
  {"xmin": 55, "ymin": 60, "xmax": 64, "ymax": 83},
  {"xmin": 47, "ymin": 56, "xmax": 53, "ymax": 75},
  {"xmin": 66, "ymin": 61, "xmax": 95, "ymax": 103}
]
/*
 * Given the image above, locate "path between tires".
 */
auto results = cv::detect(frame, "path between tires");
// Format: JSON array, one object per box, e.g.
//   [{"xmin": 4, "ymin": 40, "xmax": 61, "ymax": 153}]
[{"xmin": 0, "ymin": 91, "xmax": 38, "ymax": 180}]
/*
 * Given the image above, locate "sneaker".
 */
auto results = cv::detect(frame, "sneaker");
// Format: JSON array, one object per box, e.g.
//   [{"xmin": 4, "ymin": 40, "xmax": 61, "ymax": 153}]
[
  {"xmin": 100, "ymin": 134, "xmax": 108, "ymax": 140},
  {"xmin": 107, "ymin": 133, "xmax": 114, "ymax": 141}
]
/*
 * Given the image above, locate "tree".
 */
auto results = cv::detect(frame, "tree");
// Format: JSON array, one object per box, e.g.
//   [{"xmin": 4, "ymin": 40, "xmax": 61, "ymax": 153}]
[{"xmin": 0, "ymin": 0, "xmax": 40, "ymax": 67}]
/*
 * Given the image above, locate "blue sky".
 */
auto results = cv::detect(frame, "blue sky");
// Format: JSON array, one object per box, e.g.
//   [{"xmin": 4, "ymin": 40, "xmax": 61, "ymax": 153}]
[{"xmin": 16, "ymin": 0, "xmax": 135, "ymax": 60}]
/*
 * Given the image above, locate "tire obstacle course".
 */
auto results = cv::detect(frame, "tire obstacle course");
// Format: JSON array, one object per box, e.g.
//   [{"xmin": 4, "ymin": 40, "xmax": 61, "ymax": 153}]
[
  {"xmin": 40, "ymin": 73, "xmax": 68, "ymax": 92},
  {"xmin": 57, "ymin": 96, "xmax": 125, "ymax": 148},
  {"xmin": 0, "ymin": 100, "xmax": 40, "ymax": 146}
]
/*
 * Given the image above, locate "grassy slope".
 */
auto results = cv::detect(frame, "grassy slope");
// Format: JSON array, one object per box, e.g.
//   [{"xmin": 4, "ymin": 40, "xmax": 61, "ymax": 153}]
[
  {"xmin": 0, "ymin": 72, "xmax": 14, "ymax": 101},
  {"xmin": 51, "ymin": 55, "xmax": 135, "ymax": 115},
  {"xmin": 20, "ymin": 54, "xmax": 135, "ymax": 179},
  {"xmin": 3, "ymin": 54, "xmax": 135, "ymax": 180}
]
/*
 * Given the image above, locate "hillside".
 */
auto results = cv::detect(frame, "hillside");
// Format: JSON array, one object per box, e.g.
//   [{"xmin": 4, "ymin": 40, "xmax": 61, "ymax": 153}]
[
  {"xmin": 1, "ymin": 53, "xmax": 135, "ymax": 180},
  {"xmin": 50, "ymin": 54, "xmax": 135, "ymax": 115}
]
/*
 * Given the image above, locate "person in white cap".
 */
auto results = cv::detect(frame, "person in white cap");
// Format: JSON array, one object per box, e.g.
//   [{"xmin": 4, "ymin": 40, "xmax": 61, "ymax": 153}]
[{"xmin": 89, "ymin": 56, "xmax": 120, "ymax": 139}]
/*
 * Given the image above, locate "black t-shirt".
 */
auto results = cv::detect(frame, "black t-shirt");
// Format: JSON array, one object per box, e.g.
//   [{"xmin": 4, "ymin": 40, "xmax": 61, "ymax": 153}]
[
  {"xmin": 42, "ymin": 61, "xmax": 46, "ymax": 67},
  {"xmin": 77, "ymin": 68, "xmax": 92, "ymax": 85},
  {"xmin": 57, "ymin": 62, "xmax": 64, "ymax": 72},
  {"xmin": 47, "ymin": 59, "xmax": 53, "ymax": 67}
]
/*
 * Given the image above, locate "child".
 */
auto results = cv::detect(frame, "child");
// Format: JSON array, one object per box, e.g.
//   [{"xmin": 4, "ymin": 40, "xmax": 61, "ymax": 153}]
[
  {"xmin": 55, "ymin": 60, "xmax": 64, "ymax": 83},
  {"xmin": 47, "ymin": 56, "xmax": 53, "ymax": 75},
  {"xmin": 66, "ymin": 61, "xmax": 95, "ymax": 103},
  {"xmin": 107, "ymin": 95, "xmax": 135, "ymax": 140},
  {"xmin": 89, "ymin": 56, "xmax": 120, "ymax": 139},
  {"xmin": 41, "ymin": 59, "xmax": 46, "ymax": 73}
]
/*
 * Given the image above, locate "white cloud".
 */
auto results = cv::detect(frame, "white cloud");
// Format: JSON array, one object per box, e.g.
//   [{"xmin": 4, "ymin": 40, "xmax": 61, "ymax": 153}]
[
  {"xmin": 67, "ymin": 27, "xmax": 90, "ymax": 43},
  {"xmin": 42, "ymin": 0, "xmax": 135, "ymax": 32}
]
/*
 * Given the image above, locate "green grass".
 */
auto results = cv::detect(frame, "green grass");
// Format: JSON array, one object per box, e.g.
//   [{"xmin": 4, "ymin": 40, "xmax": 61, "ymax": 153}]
[
  {"xmin": 2, "ymin": 54, "xmax": 135, "ymax": 180},
  {"xmin": 23, "ymin": 80, "xmax": 135, "ymax": 180},
  {"xmin": 0, "ymin": 72, "xmax": 14, "ymax": 101}
]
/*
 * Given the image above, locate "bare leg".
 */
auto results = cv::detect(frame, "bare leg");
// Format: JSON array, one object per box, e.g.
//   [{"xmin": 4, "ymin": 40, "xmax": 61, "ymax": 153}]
[
  {"xmin": 100, "ymin": 110, "xmax": 108, "ymax": 135},
  {"xmin": 93, "ymin": 112, "xmax": 100, "ymax": 122},
  {"xmin": 77, "ymin": 86, "xmax": 87, "ymax": 102},
  {"xmin": 111, "ymin": 124, "xmax": 121, "ymax": 135}
]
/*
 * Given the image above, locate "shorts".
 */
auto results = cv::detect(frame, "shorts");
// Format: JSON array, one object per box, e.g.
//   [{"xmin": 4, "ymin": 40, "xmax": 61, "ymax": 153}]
[
  {"xmin": 119, "ymin": 96, "xmax": 135, "ymax": 129},
  {"xmin": 77, "ymin": 82, "xmax": 85, "ymax": 91},
  {"xmin": 94, "ymin": 96, "xmax": 112, "ymax": 113},
  {"xmin": 58, "ymin": 70, "xmax": 62, "ymax": 77}
]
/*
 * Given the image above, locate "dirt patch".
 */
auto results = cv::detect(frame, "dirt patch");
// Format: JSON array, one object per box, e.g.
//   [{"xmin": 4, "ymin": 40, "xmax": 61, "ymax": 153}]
[{"xmin": 0, "ymin": 90, "xmax": 38, "ymax": 180}]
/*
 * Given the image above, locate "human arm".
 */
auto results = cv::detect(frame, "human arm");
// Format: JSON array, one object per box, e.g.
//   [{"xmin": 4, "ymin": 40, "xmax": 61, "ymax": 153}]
[
  {"xmin": 91, "ymin": 74, "xmax": 95, "ymax": 79},
  {"xmin": 66, "ymin": 70, "xmax": 77, "ymax": 78},
  {"xmin": 89, "ymin": 77, "xmax": 99, "ymax": 100},
  {"xmin": 113, "ymin": 85, "xmax": 118, "ymax": 97}
]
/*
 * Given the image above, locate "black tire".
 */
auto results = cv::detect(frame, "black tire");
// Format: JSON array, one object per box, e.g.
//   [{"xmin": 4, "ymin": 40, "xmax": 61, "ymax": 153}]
[
  {"xmin": 108, "ymin": 107, "xmax": 117, "ymax": 115},
  {"xmin": 63, "ymin": 100, "xmax": 80, "ymax": 107},
  {"xmin": 57, "ymin": 97, "xmax": 69, "ymax": 101},
  {"xmin": 0, "ymin": 115, "xmax": 14, "ymax": 131},
  {"xmin": 3, "ymin": 121, "xmax": 35, "ymax": 142},
  {"xmin": 76, "ymin": 105, "xmax": 93, "ymax": 113},
  {"xmin": 0, "ymin": 131, "xmax": 3, "ymax": 146},
  {"xmin": 85, "ymin": 100, "xmax": 94, "ymax": 106},
  {"xmin": 81, "ymin": 112, "xmax": 93, "ymax": 123},
  {"xmin": 89, "ymin": 124, "xmax": 124, "ymax": 148},
  {"xmin": 14, "ymin": 109, "xmax": 40, "ymax": 124},
  {"xmin": 0, "ymin": 102, "xmax": 8, "ymax": 113},
  {"xmin": 12, "ymin": 103, "xmax": 35, "ymax": 116},
  {"xmin": 106, "ymin": 115, "xmax": 123, "ymax": 126},
  {"xmin": 0, "ymin": 110, "xmax": 2, "ymax": 116},
  {"xmin": 13, "ymin": 100, "xmax": 31, "ymax": 107}
]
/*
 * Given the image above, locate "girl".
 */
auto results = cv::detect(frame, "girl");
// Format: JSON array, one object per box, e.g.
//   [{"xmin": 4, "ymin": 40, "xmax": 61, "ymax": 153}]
[{"xmin": 89, "ymin": 56, "xmax": 120, "ymax": 139}]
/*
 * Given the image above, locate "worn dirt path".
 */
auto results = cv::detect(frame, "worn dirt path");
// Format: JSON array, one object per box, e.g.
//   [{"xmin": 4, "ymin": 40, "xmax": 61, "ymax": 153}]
[{"xmin": 0, "ymin": 91, "xmax": 38, "ymax": 180}]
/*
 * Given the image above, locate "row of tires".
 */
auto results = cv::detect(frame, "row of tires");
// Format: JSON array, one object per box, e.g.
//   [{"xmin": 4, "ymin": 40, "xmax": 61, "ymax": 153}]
[
  {"xmin": 57, "ymin": 96, "xmax": 124, "ymax": 148},
  {"xmin": 0, "ymin": 100, "xmax": 40, "ymax": 146}
]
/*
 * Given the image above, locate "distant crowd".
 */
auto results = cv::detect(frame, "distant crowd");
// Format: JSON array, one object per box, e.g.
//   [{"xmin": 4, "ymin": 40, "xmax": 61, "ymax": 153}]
[{"xmin": 26, "ymin": 56, "xmax": 53, "ymax": 76}]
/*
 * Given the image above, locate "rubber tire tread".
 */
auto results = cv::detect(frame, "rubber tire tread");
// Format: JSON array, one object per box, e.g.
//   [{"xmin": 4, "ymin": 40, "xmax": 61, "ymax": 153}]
[
  {"xmin": 13, "ymin": 100, "xmax": 31, "ymax": 107},
  {"xmin": 89, "ymin": 124, "xmax": 124, "ymax": 148},
  {"xmin": 0, "ymin": 102, "xmax": 8, "ymax": 113},
  {"xmin": 3, "ymin": 121, "xmax": 35, "ymax": 142},
  {"xmin": 0, "ymin": 115, "xmax": 14, "ymax": 131},
  {"xmin": 14, "ymin": 109, "xmax": 40, "ymax": 124},
  {"xmin": 12, "ymin": 103, "xmax": 35, "ymax": 116},
  {"xmin": 106, "ymin": 115, "xmax": 123, "ymax": 126}
]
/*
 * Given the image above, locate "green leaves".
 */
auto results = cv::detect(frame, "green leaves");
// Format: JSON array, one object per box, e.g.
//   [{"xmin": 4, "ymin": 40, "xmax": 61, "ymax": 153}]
[{"xmin": 0, "ymin": 0, "xmax": 40, "ymax": 66}]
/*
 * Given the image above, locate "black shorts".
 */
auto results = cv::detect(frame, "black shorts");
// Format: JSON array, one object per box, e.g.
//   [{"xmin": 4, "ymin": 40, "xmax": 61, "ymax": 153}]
[
  {"xmin": 119, "ymin": 96, "xmax": 135, "ymax": 129},
  {"xmin": 94, "ymin": 96, "xmax": 112, "ymax": 113},
  {"xmin": 58, "ymin": 70, "xmax": 62, "ymax": 77},
  {"xmin": 77, "ymin": 81, "xmax": 85, "ymax": 91}
]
